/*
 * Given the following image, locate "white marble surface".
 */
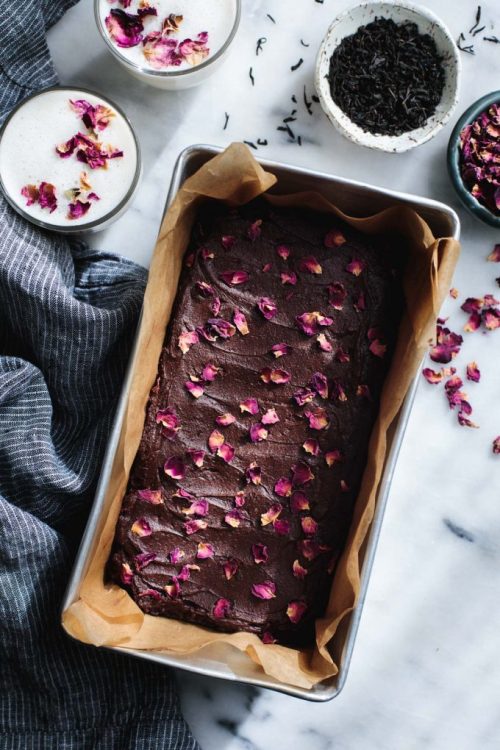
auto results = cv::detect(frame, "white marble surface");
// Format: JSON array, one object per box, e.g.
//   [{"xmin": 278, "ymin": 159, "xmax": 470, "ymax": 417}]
[{"xmin": 48, "ymin": 2, "xmax": 500, "ymax": 748}]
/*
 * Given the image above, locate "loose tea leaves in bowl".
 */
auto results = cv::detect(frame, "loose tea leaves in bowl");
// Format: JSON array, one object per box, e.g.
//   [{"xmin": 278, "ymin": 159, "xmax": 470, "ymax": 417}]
[{"xmin": 328, "ymin": 17, "xmax": 445, "ymax": 136}]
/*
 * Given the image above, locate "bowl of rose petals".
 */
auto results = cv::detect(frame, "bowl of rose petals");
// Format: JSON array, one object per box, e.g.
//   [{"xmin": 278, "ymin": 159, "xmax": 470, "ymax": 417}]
[{"xmin": 447, "ymin": 91, "xmax": 500, "ymax": 229}]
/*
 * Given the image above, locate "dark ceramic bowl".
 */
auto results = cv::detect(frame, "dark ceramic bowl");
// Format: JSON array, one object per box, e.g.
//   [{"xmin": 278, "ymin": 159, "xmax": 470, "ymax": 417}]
[{"xmin": 447, "ymin": 90, "xmax": 500, "ymax": 229}]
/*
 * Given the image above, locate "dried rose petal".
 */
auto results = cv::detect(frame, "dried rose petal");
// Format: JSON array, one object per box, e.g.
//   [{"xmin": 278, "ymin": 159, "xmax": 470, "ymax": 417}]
[
  {"xmin": 234, "ymin": 491, "xmax": 246, "ymax": 507},
  {"xmin": 245, "ymin": 462, "xmax": 261, "ymax": 485},
  {"xmin": 262, "ymin": 262, "xmax": 272, "ymax": 272},
  {"xmin": 430, "ymin": 325, "xmax": 463, "ymax": 363},
  {"xmin": 276, "ymin": 244, "xmax": 291, "ymax": 260},
  {"xmin": 466, "ymin": 361, "xmax": 481, "ymax": 382},
  {"xmin": 335, "ymin": 347, "xmax": 350, "ymax": 363},
  {"xmin": 280, "ymin": 271, "xmax": 297, "ymax": 286},
  {"xmin": 216, "ymin": 413, "xmax": 236, "ymax": 426},
  {"xmin": 178, "ymin": 32, "xmax": 210, "ymax": 67},
  {"xmin": 138, "ymin": 588, "xmax": 162, "ymax": 600},
  {"xmin": 262, "ymin": 631, "xmax": 277, "ymax": 644},
  {"xmin": 233, "ymin": 310, "xmax": 249, "ymax": 335},
  {"xmin": 135, "ymin": 552, "xmax": 156, "ymax": 570},
  {"xmin": 218, "ymin": 443, "xmax": 235, "ymax": 463},
  {"xmin": 137, "ymin": 489, "xmax": 162, "ymax": 504},
  {"xmin": 483, "ymin": 308, "xmax": 500, "ymax": 330},
  {"xmin": 223, "ymin": 559, "xmax": 238, "ymax": 580},
  {"xmin": 197, "ymin": 542, "xmax": 214, "ymax": 559},
  {"xmin": 487, "ymin": 244, "xmax": 500, "ymax": 262},
  {"xmin": 292, "ymin": 494, "xmax": 313, "ymax": 520},
  {"xmin": 274, "ymin": 518, "xmax": 290, "ymax": 535},
  {"xmin": 464, "ymin": 312, "xmax": 481, "ymax": 332},
  {"xmin": 296, "ymin": 311, "xmax": 333, "ymax": 336},
  {"xmin": 213, "ymin": 598, "xmax": 231, "ymax": 619},
  {"xmin": 156, "ymin": 408, "xmax": 181, "ymax": 439},
  {"xmin": 458, "ymin": 412, "xmax": 479, "ymax": 428},
  {"xmin": 258, "ymin": 409, "xmax": 277, "ymax": 427},
  {"xmin": 247, "ymin": 219, "xmax": 262, "ymax": 240},
  {"xmin": 354, "ymin": 292, "xmax": 366, "ymax": 312},
  {"xmin": 203, "ymin": 318, "xmax": 236, "ymax": 340},
  {"xmin": 240, "ymin": 398, "xmax": 259, "ymax": 415},
  {"xmin": 21, "ymin": 184, "xmax": 39, "ymax": 206},
  {"xmin": 298, "ymin": 539, "xmax": 321, "ymax": 560},
  {"xmin": 286, "ymin": 600, "xmax": 307, "ymax": 624},
  {"xmin": 324, "ymin": 229, "xmax": 346, "ymax": 247},
  {"xmin": 184, "ymin": 519, "xmax": 208, "ymax": 535},
  {"xmin": 369, "ymin": 339, "xmax": 387, "ymax": 358},
  {"xmin": 301, "ymin": 516, "xmax": 318, "ymax": 536},
  {"xmin": 261, "ymin": 503, "xmax": 282, "ymax": 526},
  {"xmin": 208, "ymin": 429, "xmax": 224, "ymax": 453},
  {"xmin": 221, "ymin": 235, "xmax": 235, "ymax": 250},
  {"xmin": 225, "ymin": 509, "xmax": 242, "ymax": 528},
  {"xmin": 184, "ymin": 380, "xmax": 204, "ymax": 398},
  {"xmin": 70, "ymin": 99, "xmax": 115, "ymax": 132},
  {"xmin": 422, "ymin": 368, "xmax": 444, "ymax": 385},
  {"xmin": 299, "ymin": 256, "xmax": 322, "ymax": 275},
  {"xmin": 328, "ymin": 282, "xmax": 346, "ymax": 310},
  {"xmin": 450, "ymin": 287, "xmax": 459, "ymax": 299},
  {"xmin": 195, "ymin": 280, "xmax": 214, "ymax": 297},
  {"xmin": 249, "ymin": 423, "xmax": 268, "ymax": 442},
  {"xmin": 219, "ymin": 270, "xmax": 249, "ymax": 285},
  {"xmin": 169, "ymin": 547, "xmax": 185, "ymax": 564},
  {"xmin": 67, "ymin": 200, "xmax": 90, "ymax": 220},
  {"xmin": 252, "ymin": 543, "xmax": 268, "ymax": 564},
  {"xmin": 493, "ymin": 436, "xmax": 500, "ymax": 454},
  {"xmin": 356, "ymin": 384, "xmax": 371, "ymax": 399},
  {"xmin": 183, "ymin": 499, "xmax": 209, "ymax": 516},
  {"xmin": 260, "ymin": 368, "xmax": 291, "ymax": 385},
  {"xmin": 211, "ymin": 296, "xmax": 221, "ymax": 315},
  {"xmin": 258, "ymin": 297, "xmax": 278, "ymax": 320},
  {"xmin": 304, "ymin": 407, "xmax": 329, "ymax": 431},
  {"xmin": 187, "ymin": 449, "xmax": 205, "ymax": 468},
  {"xmin": 346, "ymin": 259, "xmax": 365, "ymax": 276},
  {"xmin": 131, "ymin": 518, "xmax": 152, "ymax": 537},
  {"xmin": 164, "ymin": 578, "xmax": 180, "ymax": 598},
  {"xmin": 461, "ymin": 297, "xmax": 483, "ymax": 314},
  {"xmin": 293, "ymin": 387, "xmax": 315, "ymax": 406},
  {"xmin": 303, "ymin": 439, "xmax": 320, "ymax": 456},
  {"xmin": 270, "ymin": 343, "xmax": 292, "ymax": 358},
  {"xmin": 251, "ymin": 581, "xmax": 276, "ymax": 600},
  {"xmin": 292, "ymin": 559, "xmax": 308, "ymax": 579},
  {"xmin": 274, "ymin": 477, "xmax": 293, "ymax": 497},
  {"xmin": 310, "ymin": 372, "xmax": 328, "ymax": 399},
  {"xmin": 201, "ymin": 362, "xmax": 221, "ymax": 382},
  {"xmin": 164, "ymin": 456, "xmax": 185, "ymax": 480},
  {"xmin": 325, "ymin": 449, "xmax": 342, "ymax": 467},
  {"xmin": 178, "ymin": 330, "xmax": 199, "ymax": 354},
  {"xmin": 291, "ymin": 461, "xmax": 315, "ymax": 485},
  {"xmin": 121, "ymin": 562, "xmax": 133, "ymax": 584},
  {"xmin": 317, "ymin": 333, "xmax": 333, "ymax": 352}
]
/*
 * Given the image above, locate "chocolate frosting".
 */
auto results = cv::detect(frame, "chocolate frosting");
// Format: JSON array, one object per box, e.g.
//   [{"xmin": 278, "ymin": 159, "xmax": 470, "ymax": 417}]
[{"xmin": 108, "ymin": 199, "xmax": 404, "ymax": 646}]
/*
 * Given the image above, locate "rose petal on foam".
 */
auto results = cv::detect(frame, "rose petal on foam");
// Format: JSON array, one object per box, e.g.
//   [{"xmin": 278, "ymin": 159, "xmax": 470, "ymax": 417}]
[
  {"xmin": 291, "ymin": 461, "xmax": 315, "ymax": 485},
  {"xmin": 274, "ymin": 477, "xmax": 292, "ymax": 497},
  {"xmin": 184, "ymin": 519, "xmax": 208, "ymax": 535},
  {"xmin": 369, "ymin": 339, "xmax": 387, "ymax": 358},
  {"xmin": 197, "ymin": 542, "xmax": 214, "ymax": 559},
  {"xmin": 131, "ymin": 518, "xmax": 152, "ymax": 537},
  {"xmin": 225, "ymin": 509, "xmax": 243, "ymax": 528},
  {"xmin": 164, "ymin": 456, "xmax": 185, "ymax": 480},
  {"xmin": 346, "ymin": 259, "xmax": 365, "ymax": 276},
  {"xmin": 328, "ymin": 282, "xmax": 347, "ymax": 310},
  {"xmin": 252, "ymin": 543, "xmax": 269, "ymax": 564},
  {"xmin": 304, "ymin": 407, "xmax": 329, "ymax": 431},
  {"xmin": 487, "ymin": 244, "xmax": 500, "ymax": 262},
  {"xmin": 290, "ymin": 491, "xmax": 310, "ymax": 513},
  {"xmin": 260, "ymin": 368, "xmax": 291, "ymax": 385},
  {"xmin": 299, "ymin": 256, "xmax": 322, "ymax": 274},
  {"xmin": 251, "ymin": 581, "xmax": 276, "ymax": 600},
  {"xmin": 216, "ymin": 413, "xmax": 236, "ymax": 426},
  {"xmin": 240, "ymin": 398, "xmax": 259, "ymax": 415},
  {"xmin": 296, "ymin": 311, "xmax": 333, "ymax": 336},
  {"xmin": 195, "ymin": 280, "xmax": 215, "ymax": 297},
  {"xmin": 217, "ymin": 443, "xmax": 235, "ymax": 463},
  {"xmin": 450, "ymin": 287, "xmax": 459, "ymax": 299},
  {"xmin": 67, "ymin": 200, "xmax": 90, "ymax": 220},
  {"xmin": 258, "ymin": 297, "xmax": 278, "ymax": 320},
  {"xmin": 183, "ymin": 499, "xmax": 209, "ymax": 516},
  {"xmin": 178, "ymin": 32, "xmax": 210, "ymax": 67},
  {"xmin": 464, "ymin": 312, "xmax": 482, "ymax": 332},
  {"xmin": 280, "ymin": 270, "xmax": 297, "ymax": 286},
  {"xmin": 325, "ymin": 449, "xmax": 342, "ymax": 467},
  {"xmin": 261, "ymin": 408, "xmax": 279, "ymax": 425},
  {"xmin": 178, "ymin": 330, "xmax": 199, "ymax": 354},
  {"xmin": 286, "ymin": 600, "xmax": 307, "ymax": 624},
  {"xmin": 105, "ymin": 8, "xmax": 150, "ymax": 48},
  {"xmin": 219, "ymin": 270, "xmax": 249, "ymax": 285},
  {"xmin": 301, "ymin": 516, "xmax": 318, "ymax": 536},
  {"xmin": 293, "ymin": 386, "xmax": 315, "ymax": 406},
  {"xmin": 483, "ymin": 308, "xmax": 500, "ymax": 330},
  {"xmin": 422, "ymin": 368, "xmax": 444, "ymax": 385},
  {"xmin": 276, "ymin": 244, "xmax": 291, "ymax": 260},
  {"xmin": 188, "ymin": 449, "xmax": 205, "ymax": 467},
  {"xmin": 137, "ymin": 489, "xmax": 162, "ymax": 504},
  {"xmin": 224, "ymin": 559, "xmax": 239, "ymax": 580},
  {"xmin": 21, "ymin": 184, "xmax": 39, "ymax": 206},
  {"xmin": 135, "ymin": 552, "xmax": 156, "ymax": 571},
  {"xmin": 310, "ymin": 372, "xmax": 328, "ymax": 399},
  {"xmin": 292, "ymin": 559, "xmax": 308, "ymax": 579},
  {"xmin": 270, "ymin": 343, "xmax": 292, "ymax": 358},
  {"xmin": 156, "ymin": 408, "xmax": 181, "ymax": 439},
  {"xmin": 208, "ymin": 429, "xmax": 224, "ymax": 453},
  {"xmin": 303, "ymin": 439, "xmax": 320, "ymax": 456},
  {"xmin": 317, "ymin": 333, "xmax": 333, "ymax": 352},
  {"xmin": 184, "ymin": 380, "xmax": 204, "ymax": 398},
  {"xmin": 466, "ymin": 361, "xmax": 481, "ymax": 382},
  {"xmin": 492, "ymin": 436, "xmax": 500, "ymax": 455},
  {"xmin": 261, "ymin": 503, "xmax": 282, "ymax": 526},
  {"xmin": 274, "ymin": 519, "xmax": 290, "ymax": 535},
  {"xmin": 335, "ymin": 347, "xmax": 350, "ymax": 363},
  {"xmin": 121, "ymin": 562, "xmax": 133, "ymax": 584},
  {"xmin": 221, "ymin": 235, "xmax": 235, "ymax": 250},
  {"xmin": 324, "ymin": 229, "xmax": 346, "ymax": 248},
  {"xmin": 245, "ymin": 462, "xmax": 262, "ymax": 485},
  {"xmin": 234, "ymin": 309, "xmax": 249, "ymax": 335},
  {"xmin": 249, "ymin": 423, "xmax": 268, "ymax": 442},
  {"xmin": 213, "ymin": 598, "xmax": 231, "ymax": 619},
  {"xmin": 247, "ymin": 219, "xmax": 262, "ymax": 241}
]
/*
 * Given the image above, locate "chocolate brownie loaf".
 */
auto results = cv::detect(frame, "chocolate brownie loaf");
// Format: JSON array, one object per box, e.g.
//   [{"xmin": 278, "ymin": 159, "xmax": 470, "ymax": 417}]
[{"xmin": 108, "ymin": 198, "xmax": 404, "ymax": 646}]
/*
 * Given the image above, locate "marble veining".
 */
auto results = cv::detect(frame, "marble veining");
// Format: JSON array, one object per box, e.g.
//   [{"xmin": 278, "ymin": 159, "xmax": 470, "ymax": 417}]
[{"xmin": 47, "ymin": 1, "xmax": 500, "ymax": 748}]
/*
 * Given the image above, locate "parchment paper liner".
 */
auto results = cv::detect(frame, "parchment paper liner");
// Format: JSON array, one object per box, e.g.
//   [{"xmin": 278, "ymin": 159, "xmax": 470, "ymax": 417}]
[{"xmin": 62, "ymin": 143, "xmax": 460, "ymax": 690}]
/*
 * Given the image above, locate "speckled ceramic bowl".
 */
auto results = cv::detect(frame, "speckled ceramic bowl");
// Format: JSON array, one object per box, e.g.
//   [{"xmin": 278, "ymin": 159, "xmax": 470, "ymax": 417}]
[
  {"xmin": 315, "ymin": 1, "xmax": 461, "ymax": 153},
  {"xmin": 447, "ymin": 91, "xmax": 500, "ymax": 229}
]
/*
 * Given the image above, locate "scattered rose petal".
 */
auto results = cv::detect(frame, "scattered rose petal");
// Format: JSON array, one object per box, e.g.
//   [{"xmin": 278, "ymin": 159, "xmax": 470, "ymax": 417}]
[
  {"xmin": 458, "ymin": 412, "xmax": 479, "ymax": 428},
  {"xmin": 252, "ymin": 543, "xmax": 268, "ymax": 564},
  {"xmin": 324, "ymin": 229, "xmax": 346, "ymax": 247},
  {"xmin": 234, "ymin": 491, "xmax": 246, "ymax": 507},
  {"xmin": 493, "ymin": 436, "xmax": 500, "ymax": 454},
  {"xmin": 211, "ymin": 296, "xmax": 221, "ymax": 315},
  {"xmin": 135, "ymin": 552, "xmax": 156, "ymax": 571},
  {"xmin": 261, "ymin": 503, "xmax": 282, "ymax": 526},
  {"xmin": 291, "ymin": 491, "xmax": 310, "ymax": 513},
  {"xmin": 356, "ymin": 384, "xmax": 371, "ymax": 399},
  {"xmin": 291, "ymin": 461, "xmax": 315, "ymax": 485},
  {"xmin": 293, "ymin": 387, "xmax": 315, "ymax": 406},
  {"xmin": 261, "ymin": 408, "xmax": 279, "ymax": 425},
  {"xmin": 280, "ymin": 270, "xmax": 297, "ymax": 286},
  {"xmin": 466, "ymin": 361, "xmax": 481, "ymax": 382},
  {"xmin": 430, "ymin": 324, "xmax": 463, "ymax": 363},
  {"xmin": 223, "ymin": 559, "xmax": 238, "ymax": 580},
  {"xmin": 208, "ymin": 429, "xmax": 224, "ymax": 453},
  {"xmin": 298, "ymin": 539, "xmax": 321, "ymax": 560},
  {"xmin": 340, "ymin": 480, "xmax": 350, "ymax": 492},
  {"xmin": 292, "ymin": 560, "xmax": 307, "ymax": 579},
  {"xmin": 201, "ymin": 247, "xmax": 214, "ymax": 260},
  {"xmin": 184, "ymin": 380, "xmax": 204, "ymax": 398},
  {"xmin": 225, "ymin": 509, "xmax": 242, "ymax": 528},
  {"xmin": 260, "ymin": 368, "xmax": 291, "ymax": 384},
  {"xmin": 251, "ymin": 581, "xmax": 276, "ymax": 600},
  {"xmin": 422, "ymin": 368, "xmax": 444, "ymax": 385},
  {"xmin": 164, "ymin": 456, "xmax": 185, "ymax": 480},
  {"xmin": 137, "ymin": 489, "xmax": 162, "ymax": 504},
  {"xmin": 317, "ymin": 333, "xmax": 333, "ymax": 352},
  {"xmin": 219, "ymin": 270, "xmax": 249, "ymax": 285},
  {"xmin": 169, "ymin": 548, "xmax": 185, "ymax": 564},
  {"xmin": 245, "ymin": 462, "xmax": 262, "ymax": 485},
  {"xmin": 249, "ymin": 423, "xmax": 268, "ymax": 442},
  {"xmin": 276, "ymin": 244, "xmax": 290, "ymax": 260},
  {"xmin": 105, "ymin": 8, "xmax": 153, "ymax": 48},
  {"xmin": 274, "ymin": 477, "xmax": 292, "ymax": 497},
  {"xmin": 195, "ymin": 280, "xmax": 214, "ymax": 297},
  {"xmin": 216, "ymin": 413, "xmax": 236, "ymax": 426},
  {"xmin": 67, "ymin": 200, "xmax": 90, "ymax": 220},
  {"xmin": 240, "ymin": 398, "xmax": 259, "ymax": 415},
  {"xmin": 178, "ymin": 330, "xmax": 199, "ymax": 354},
  {"xmin": 197, "ymin": 542, "xmax": 214, "ymax": 559},
  {"xmin": 138, "ymin": 588, "xmax": 162, "ymax": 600},
  {"xmin": 20, "ymin": 184, "xmax": 39, "ymax": 206},
  {"xmin": 461, "ymin": 297, "xmax": 483, "ymax": 314},
  {"xmin": 303, "ymin": 439, "xmax": 320, "ymax": 456},
  {"xmin": 184, "ymin": 519, "xmax": 208, "ymax": 535},
  {"xmin": 369, "ymin": 339, "xmax": 387, "ymax": 358},
  {"xmin": 296, "ymin": 311, "xmax": 333, "ymax": 336},
  {"xmin": 247, "ymin": 219, "xmax": 262, "ymax": 240},
  {"xmin": 354, "ymin": 292, "xmax": 366, "ymax": 312},
  {"xmin": 217, "ymin": 443, "xmax": 235, "ymax": 463},
  {"xmin": 335, "ymin": 347, "xmax": 350, "ymax": 363},
  {"xmin": 221, "ymin": 235, "xmax": 235, "ymax": 250},
  {"xmin": 487, "ymin": 244, "xmax": 500, "ymax": 262},
  {"xmin": 156, "ymin": 408, "xmax": 181, "ymax": 439},
  {"xmin": 304, "ymin": 406, "xmax": 329, "ymax": 431},
  {"xmin": 310, "ymin": 372, "xmax": 328, "ymax": 399},
  {"xmin": 464, "ymin": 312, "xmax": 481, "ymax": 332},
  {"xmin": 301, "ymin": 516, "xmax": 318, "ymax": 536},
  {"xmin": 183, "ymin": 499, "xmax": 209, "ymax": 516},
  {"xmin": 286, "ymin": 600, "xmax": 307, "ymax": 623},
  {"xmin": 203, "ymin": 318, "xmax": 236, "ymax": 340},
  {"xmin": 346, "ymin": 259, "xmax": 365, "ymax": 276},
  {"xmin": 188, "ymin": 449, "xmax": 205, "ymax": 468},
  {"xmin": 270, "ymin": 343, "xmax": 292, "ymax": 358},
  {"xmin": 213, "ymin": 598, "xmax": 231, "ymax": 618},
  {"xmin": 131, "ymin": 518, "xmax": 152, "ymax": 537},
  {"xmin": 299, "ymin": 256, "xmax": 322, "ymax": 274},
  {"xmin": 274, "ymin": 518, "xmax": 290, "ymax": 535},
  {"xmin": 164, "ymin": 579, "xmax": 180, "ymax": 598},
  {"xmin": 262, "ymin": 262, "xmax": 272, "ymax": 272},
  {"xmin": 234, "ymin": 310, "xmax": 249, "ymax": 335},
  {"xmin": 201, "ymin": 362, "xmax": 221, "ymax": 382},
  {"xmin": 328, "ymin": 282, "xmax": 346, "ymax": 310},
  {"xmin": 450, "ymin": 287, "xmax": 459, "ymax": 299},
  {"xmin": 483, "ymin": 308, "xmax": 500, "ymax": 330},
  {"xmin": 121, "ymin": 562, "xmax": 133, "ymax": 584},
  {"xmin": 70, "ymin": 99, "xmax": 115, "ymax": 132},
  {"xmin": 325, "ymin": 449, "xmax": 342, "ymax": 467},
  {"xmin": 258, "ymin": 297, "xmax": 277, "ymax": 320}
]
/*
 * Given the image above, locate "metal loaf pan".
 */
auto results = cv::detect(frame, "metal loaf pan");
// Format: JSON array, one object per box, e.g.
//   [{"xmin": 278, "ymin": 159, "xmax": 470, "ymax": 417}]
[{"xmin": 62, "ymin": 144, "xmax": 460, "ymax": 701}]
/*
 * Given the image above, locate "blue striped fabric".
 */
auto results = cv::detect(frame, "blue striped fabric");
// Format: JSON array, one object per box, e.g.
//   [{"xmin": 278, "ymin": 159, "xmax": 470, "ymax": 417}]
[{"xmin": 0, "ymin": 2, "xmax": 200, "ymax": 748}]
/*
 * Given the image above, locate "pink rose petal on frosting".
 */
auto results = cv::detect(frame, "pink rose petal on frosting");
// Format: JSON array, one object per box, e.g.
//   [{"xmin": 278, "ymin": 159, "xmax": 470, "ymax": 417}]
[
  {"xmin": 121, "ymin": 563, "xmax": 133, "ymax": 584},
  {"xmin": 224, "ymin": 559, "xmax": 239, "ymax": 580},
  {"xmin": 169, "ymin": 547, "xmax": 185, "ymax": 564},
  {"xmin": 303, "ymin": 439, "xmax": 320, "ymax": 456},
  {"xmin": 274, "ymin": 477, "xmax": 293, "ymax": 497},
  {"xmin": 234, "ymin": 491, "xmax": 246, "ymax": 507},
  {"xmin": 274, "ymin": 519, "xmax": 290, "ymax": 535},
  {"xmin": 183, "ymin": 499, "xmax": 209, "ymax": 516},
  {"xmin": 247, "ymin": 219, "xmax": 262, "ymax": 240},
  {"xmin": 354, "ymin": 292, "xmax": 366, "ymax": 312},
  {"xmin": 197, "ymin": 542, "xmax": 214, "ymax": 559},
  {"xmin": 261, "ymin": 503, "xmax": 282, "ymax": 526},
  {"xmin": 221, "ymin": 235, "xmax": 235, "ymax": 250},
  {"xmin": 208, "ymin": 429, "xmax": 224, "ymax": 453},
  {"xmin": 131, "ymin": 518, "xmax": 152, "ymax": 537},
  {"xmin": 369, "ymin": 339, "xmax": 387, "ymax": 358},
  {"xmin": 201, "ymin": 362, "xmax": 221, "ymax": 382},
  {"xmin": 184, "ymin": 380, "xmax": 204, "ymax": 398},
  {"xmin": 240, "ymin": 398, "xmax": 259, "ymax": 414},
  {"xmin": 325, "ymin": 449, "xmax": 342, "ymax": 467},
  {"xmin": 225, "ymin": 509, "xmax": 243, "ymax": 528},
  {"xmin": 164, "ymin": 456, "xmax": 185, "ymax": 480},
  {"xmin": 249, "ymin": 423, "xmax": 268, "ymax": 442},
  {"xmin": 291, "ymin": 461, "xmax": 315, "ymax": 485},
  {"xmin": 290, "ymin": 491, "xmax": 310, "ymax": 513},
  {"xmin": 184, "ymin": 519, "xmax": 208, "ymax": 535},
  {"xmin": 310, "ymin": 372, "xmax": 328, "ymax": 399},
  {"xmin": 178, "ymin": 32, "xmax": 210, "ymax": 67},
  {"xmin": 324, "ymin": 229, "xmax": 346, "ymax": 247},
  {"xmin": 156, "ymin": 408, "xmax": 181, "ymax": 439},
  {"xmin": 301, "ymin": 516, "xmax": 318, "ymax": 536},
  {"xmin": 262, "ymin": 631, "xmax": 277, "ymax": 644},
  {"xmin": 245, "ymin": 462, "xmax": 262, "ymax": 485},
  {"xmin": 286, "ymin": 600, "xmax": 307, "ymax": 623},
  {"xmin": 211, "ymin": 296, "xmax": 221, "ymax": 315},
  {"xmin": 293, "ymin": 387, "xmax": 315, "ymax": 406},
  {"xmin": 258, "ymin": 297, "xmax": 278, "ymax": 320},
  {"xmin": 298, "ymin": 539, "xmax": 321, "ymax": 560},
  {"xmin": 252, "ymin": 543, "xmax": 269, "ymax": 564},
  {"xmin": 292, "ymin": 559, "xmax": 308, "ymax": 579},
  {"xmin": 280, "ymin": 271, "xmax": 297, "ymax": 286},
  {"xmin": 216, "ymin": 413, "xmax": 236, "ymax": 426},
  {"xmin": 178, "ymin": 330, "xmax": 199, "ymax": 354},
  {"xmin": 466, "ymin": 361, "xmax": 481, "ymax": 382},
  {"xmin": 137, "ymin": 489, "xmax": 162, "ymax": 504},
  {"xmin": 317, "ymin": 333, "xmax": 333, "ymax": 352},
  {"xmin": 346, "ymin": 259, "xmax": 365, "ymax": 276},
  {"xmin": 261, "ymin": 408, "xmax": 279, "ymax": 425},
  {"xmin": 219, "ymin": 270, "xmax": 249, "ymax": 285},
  {"xmin": 276, "ymin": 244, "xmax": 290, "ymax": 260},
  {"xmin": 218, "ymin": 443, "xmax": 235, "ymax": 463},
  {"xmin": 260, "ymin": 368, "xmax": 291, "ymax": 384},
  {"xmin": 135, "ymin": 552, "xmax": 156, "ymax": 571},
  {"xmin": 296, "ymin": 311, "xmax": 333, "ymax": 336},
  {"xmin": 67, "ymin": 200, "xmax": 90, "ymax": 220},
  {"xmin": 328, "ymin": 282, "xmax": 347, "ymax": 310},
  {"xmin": 262, "ymin": 262, "xmax": 272, "ymax": 272},
  {"xmin": 195, "ymin": 280, "xmax": 215, "ymax": 297},
  {"xmin": 233, "ymin": 310, "xmax": 249, "ymax": 335},
  {"xmin": 251, "ymin": 581, "xmax": 276, "ymax": 599},
  {"xmin": 213, "ymin": 598, "xmax": 231, "ymax": 618},
  {"xmin": 270, "ymin": 343, "xmax": 292, "ymax": 358},
  {"xmin": 299, "ymin": 256, "xmax": 322, "ymax": 274},
  {"xmin": 37, "ymin": 182, "xmax": 58, "ymax": 213},
  {"xmin": 188, "ymin": 449, "xmax": 205, "ymax": 467},
  {"xmin": 304, "ymin": 406, "xmax": 329, "ymax": 431}
]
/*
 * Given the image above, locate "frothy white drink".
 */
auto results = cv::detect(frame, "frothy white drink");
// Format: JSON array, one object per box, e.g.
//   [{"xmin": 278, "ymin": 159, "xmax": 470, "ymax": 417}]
[{"xmin": 0, "ymin": 88, "xmax": 138, "ymax": 227}]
